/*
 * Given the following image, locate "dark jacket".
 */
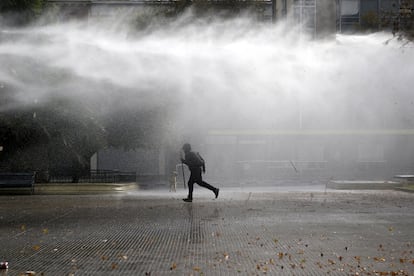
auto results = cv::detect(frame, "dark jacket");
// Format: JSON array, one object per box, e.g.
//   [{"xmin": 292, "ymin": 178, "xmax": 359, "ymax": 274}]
[{"xmin": 183, "ymin": 151, "xmax": 205, "ymax": 172}]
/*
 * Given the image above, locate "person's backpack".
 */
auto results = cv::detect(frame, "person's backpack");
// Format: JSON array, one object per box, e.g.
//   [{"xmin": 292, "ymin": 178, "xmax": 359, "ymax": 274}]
[
  {"xmin": 188, "ymin": 152, "xmax": 205, "ymax": 167},
  {"xmin": 194, "ymin": 152, "xmax": 205, "ymax": 167}
]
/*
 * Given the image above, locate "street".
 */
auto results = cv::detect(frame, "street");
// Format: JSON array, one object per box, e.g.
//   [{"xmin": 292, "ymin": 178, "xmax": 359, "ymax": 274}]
[{"xmin": 0, "ymin": 187, "xmax": 413, "ymax": 275}]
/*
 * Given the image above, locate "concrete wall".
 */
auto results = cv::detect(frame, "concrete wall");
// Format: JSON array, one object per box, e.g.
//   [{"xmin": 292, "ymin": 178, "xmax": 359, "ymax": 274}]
[{"xmin": 316, "ymin": 0, "xmax": 337, "ymax": 38}]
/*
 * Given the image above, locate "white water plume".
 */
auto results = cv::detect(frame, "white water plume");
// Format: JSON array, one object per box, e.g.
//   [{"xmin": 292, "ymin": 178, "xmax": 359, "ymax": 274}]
[{"xmin": 0, "ymin": 16, "xmax": 413, "ymax": 140}]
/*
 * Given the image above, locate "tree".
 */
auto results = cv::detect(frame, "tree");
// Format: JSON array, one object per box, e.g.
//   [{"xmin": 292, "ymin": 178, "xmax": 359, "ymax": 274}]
[
  {"xmin": 0, "ymin": 0, "xmax": 45, "ymax": 25},
  {"xmin": 380, "ymin": 0, "xmax": 414, "ymax": 40},
  {"xmin": 0, "ymin": 0, "xmax": 43, "ymax": 13},
  {"xmin": 0, "ymin": 88, "xmax": 173, "ymax": 182},
  {"xmin": 0, "ymin": 95, "xmax": 107, "ymax": 182},
  {"xmin": 36, "ymin": 97, "xmax": 107, "ymax": 182}
]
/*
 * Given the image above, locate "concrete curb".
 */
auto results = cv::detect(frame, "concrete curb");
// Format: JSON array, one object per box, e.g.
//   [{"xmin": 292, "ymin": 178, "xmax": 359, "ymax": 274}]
[
  {"xmin": 394, "ymin": 186, "xmax": 414, "ymax": 193},
  {"xmin": 35, "ymin": 182, "xmax": 138, "ymax": 195},
  {"xmin": 0, "ymin": 183, "xmax": 138, "ymax": 195},
  {"xmin": 327, "ymin": 180, "xmax": 401, "ymax": 190}
]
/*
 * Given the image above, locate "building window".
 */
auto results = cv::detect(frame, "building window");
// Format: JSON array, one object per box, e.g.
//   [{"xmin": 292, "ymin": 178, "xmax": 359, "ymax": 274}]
[
  {"xmin": 293, "ymin": 0, "xmax": 317, "ymax": 36},
  {"xmin": 341, "ymin": 0, "xmax": 359, "ymax": 16}
]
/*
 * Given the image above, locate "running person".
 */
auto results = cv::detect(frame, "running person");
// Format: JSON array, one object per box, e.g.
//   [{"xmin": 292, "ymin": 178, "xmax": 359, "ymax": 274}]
[{"xmin": 181, "ymin": 143, "xmax": 219, "ymax": 202}]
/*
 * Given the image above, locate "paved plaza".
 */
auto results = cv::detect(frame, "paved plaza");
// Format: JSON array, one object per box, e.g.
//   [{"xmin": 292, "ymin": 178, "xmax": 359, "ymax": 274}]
[{"xmin": 0, "ymin": 186, "xmax": 413, "ymax": 275}]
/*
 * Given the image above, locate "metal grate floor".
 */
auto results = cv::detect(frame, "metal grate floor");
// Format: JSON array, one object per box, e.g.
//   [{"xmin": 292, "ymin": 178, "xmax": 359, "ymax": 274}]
[{"xmin": 0, "ymin": 189, "xmax": 413, "ymax": 275}]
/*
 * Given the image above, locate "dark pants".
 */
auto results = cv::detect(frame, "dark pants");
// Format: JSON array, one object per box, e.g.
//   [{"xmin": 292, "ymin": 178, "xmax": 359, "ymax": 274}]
[{"xmin": 187, "ymin": 167, "xmax": 216, "ymax": 199}]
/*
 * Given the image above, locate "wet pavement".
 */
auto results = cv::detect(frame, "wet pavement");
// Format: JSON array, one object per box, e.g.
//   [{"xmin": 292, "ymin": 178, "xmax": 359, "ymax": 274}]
[{"xmin": 0, "ymin": 187, "xmax": 413, "ymax": 275}]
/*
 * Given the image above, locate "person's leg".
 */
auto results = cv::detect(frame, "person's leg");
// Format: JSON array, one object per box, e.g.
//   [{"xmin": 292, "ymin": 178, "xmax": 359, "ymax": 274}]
[
  {"xmin": 187, "ymin": 180, "xmax": 194, "ymax": 200},
  {"xmin": 197, "ymin": 180, "xmax": 216, "ymax": 192},
  {"xmin": 185, "ymin": 172, "xmax": 196, "ymax": 200},
  {"xmin": 195, "ymin": 172, "xmax": 219, "ymax": 198}
]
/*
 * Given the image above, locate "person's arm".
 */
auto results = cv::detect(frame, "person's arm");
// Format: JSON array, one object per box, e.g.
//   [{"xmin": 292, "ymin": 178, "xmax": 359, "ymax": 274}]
[
  {"xmin": 180, "ymin": 151, "xmax": 187, "ymax": 165},
  {"xmin": 198, "ymin": 153, "xmax": 206, "ymax": 173}
]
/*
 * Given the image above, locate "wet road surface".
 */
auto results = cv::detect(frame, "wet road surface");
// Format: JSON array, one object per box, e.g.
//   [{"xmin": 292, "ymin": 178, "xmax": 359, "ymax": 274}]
[{"xmin": 0, "ymin": 187, "xmax": 413, "ymax": 275}]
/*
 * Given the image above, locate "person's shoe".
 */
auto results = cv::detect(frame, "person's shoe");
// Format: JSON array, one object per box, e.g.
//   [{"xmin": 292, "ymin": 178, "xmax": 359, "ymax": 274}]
[
  {"xmin": 182, "ymin": 198, "xmax": 192, "ymax": 202},
  {"xmin": 214, "ymin": 188, "xmax": 219, "ymax": 199}
]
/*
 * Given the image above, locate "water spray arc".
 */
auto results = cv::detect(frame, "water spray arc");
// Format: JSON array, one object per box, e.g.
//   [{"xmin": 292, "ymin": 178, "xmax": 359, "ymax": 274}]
[{"xmin": 0, "ymin": 15, "xmax": 413, "ymax": 182}]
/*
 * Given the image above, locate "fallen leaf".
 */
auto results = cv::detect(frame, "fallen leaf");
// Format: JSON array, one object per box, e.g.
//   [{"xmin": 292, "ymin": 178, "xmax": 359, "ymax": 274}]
[
  {"xmin": 111, "ymin": 263, "xmax": 118, "ymax": 270},
  {"xmin": 278, "ymin": 252, "xmax": 284, "ymax": 259},
  {"xmin": 170, "ymin": 263, "xmax": 177, "ymax": 270},
  {"xmin": 32, "ymin": 245, "xmax": 40, "ymax": 251},
  {"xmin": 193, "ymin": 266, "xmax": 201, "ymax": 272},
  {"xmin": 373, "ymin": 257, "xmax": 386, "ymax": 262},
  {"xmin": 42, "ymin": 228, "xmax": 48, "ymax": 234},
  {"xmin": 21, "ymin": 225, "xmax": 26, "ymax": 231}
]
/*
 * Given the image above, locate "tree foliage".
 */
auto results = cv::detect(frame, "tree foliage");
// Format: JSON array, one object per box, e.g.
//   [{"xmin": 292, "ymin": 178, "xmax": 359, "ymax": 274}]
[
  {"xmin": 0, "ymin": 0, "xmax": 43, "ymax": 12},
  {"xmin": 0, "ymin": 91, "xmax": 169, "ymax": 180},
  {"xmin": 381, "ymin": 0, "xmax": 414, "ymax": 40},
  {"xmin": 0, "ymin": 0, "xmax": 45, "ymax": 25},
  {"xmin": 104, "ymin": 109, "xmax": 166, "ymax": 150},
  {"xmin": 0, "ymin": 96, "xmax": 106, "ymax": 175}
]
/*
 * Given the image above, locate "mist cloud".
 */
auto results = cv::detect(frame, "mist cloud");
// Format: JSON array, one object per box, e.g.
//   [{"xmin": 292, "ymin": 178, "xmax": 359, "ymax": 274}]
[{"xmin": 0, "ymin": 15, "xmax": 413, "ymax": 141}]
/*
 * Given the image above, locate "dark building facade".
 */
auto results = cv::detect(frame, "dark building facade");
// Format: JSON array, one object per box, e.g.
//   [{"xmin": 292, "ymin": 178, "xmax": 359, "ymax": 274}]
[
  {"xmin": 337, "ymin": 0, "xmax": 414, "ymax": 33},
  {"xmin": 46, "ymin": 0, "xmax": 337, "ymax": 37}
]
